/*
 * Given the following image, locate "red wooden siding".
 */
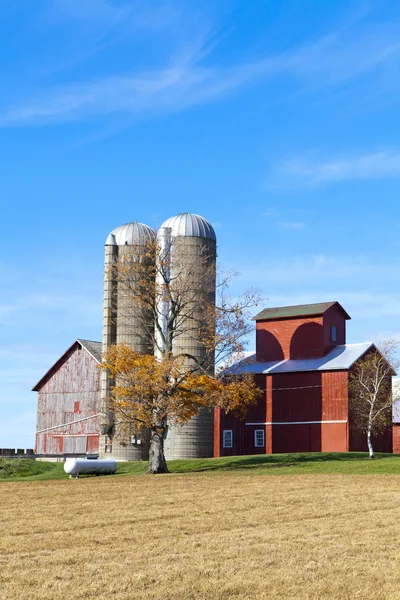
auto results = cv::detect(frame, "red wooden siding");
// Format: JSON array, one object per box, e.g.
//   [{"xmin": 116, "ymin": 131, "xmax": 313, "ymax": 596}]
[
  {"xmin": 323, "ymin": 304, "xmax": 346, "ymax": 354},
  {"xmin": 349, "ymin": 426, "xmax": 392, "ymax": 454},
  {"xmin": 214, "ymin": 407, "xmax": 221, "ymax": 457},
  {"xmin": 35, "ymin": 344, "xmax": 101, "ymax": 455},
  {"xmin": 348, "ymin": 366, "xmax": 392, "ymax": 453},
  {"xmin": 256, "ymin": 317, "xmax": 324, "ymax": 362},
  {"xmin": 393, "ymin": 426, "xmax": 400, "ymax": 454},
  {"xmin": 256, "ymin": 305, "xmax": 348, "ymax": 363},
  {"xmin": 87, "ymin": 435, "xmax": 100, "ymax": 453},
  {"xmin": 216, "ymin": 370, "xmax": 350, "ymax": 457},
  {"xmin": 54, "ymin": 436, "xmax": 64, "ymax": 454},
  {"xmin": 216, "ymin": 303, "xmax": 392, "ymax": 457}
]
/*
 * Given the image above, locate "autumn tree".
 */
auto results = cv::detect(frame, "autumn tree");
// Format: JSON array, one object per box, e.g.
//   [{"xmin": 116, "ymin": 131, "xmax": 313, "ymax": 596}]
[
  {"xmin": 101, "ymin": 237, "xmax": 262, "ymax": 474},
  {"xmin": 349, "ymin": 340, "xmax": 398, "ymax": 459}
]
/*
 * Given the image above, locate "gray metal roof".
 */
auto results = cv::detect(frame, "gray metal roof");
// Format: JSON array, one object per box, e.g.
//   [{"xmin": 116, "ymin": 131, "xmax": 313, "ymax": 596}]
[
  {"xmin": 77, "ymin": 339, "xmax": 102, "ymax": 363},
  {"xmin": 227, "ymin": 343, "xmax": 375, "ymax": 375},
  {"xmin": 160, "ymin": 213, "xmax": 216, "ymax": 240},
  {"xmin": 32, "ymin": 339, "xmax": 102, "ymax": 391},
  {"xmin": 253, "ymin": 301, "xmax": 351, "ymax": 321},
  {"xmin": 105, "ymin": 222, "xmax": 156, "ymax": 246}
]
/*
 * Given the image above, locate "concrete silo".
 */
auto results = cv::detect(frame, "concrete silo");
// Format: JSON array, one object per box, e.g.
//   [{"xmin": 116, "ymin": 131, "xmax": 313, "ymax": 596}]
[
  {"xmin": 157, "ymin": 213, "xmax": 217, "ymax": 459},
  {"xmin": 99, "ymin": 222, "xmax": 156, "ymax": 461}
]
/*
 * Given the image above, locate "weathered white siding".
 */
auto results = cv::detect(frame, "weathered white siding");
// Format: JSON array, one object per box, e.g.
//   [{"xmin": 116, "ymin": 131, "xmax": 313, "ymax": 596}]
[{"xmin": 35, "ymin": 344, "xmax": 100, "ymax": 455}]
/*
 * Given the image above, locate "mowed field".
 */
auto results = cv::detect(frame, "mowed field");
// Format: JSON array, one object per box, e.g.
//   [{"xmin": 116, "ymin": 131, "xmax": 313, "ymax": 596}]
[{"xmin": 2, "ymin": 472, "xmax": 400, "ymax": 599}]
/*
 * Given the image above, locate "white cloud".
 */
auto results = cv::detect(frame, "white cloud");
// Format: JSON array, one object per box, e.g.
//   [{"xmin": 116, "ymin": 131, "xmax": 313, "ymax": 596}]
[
  {"xmin": 0, "ymin": 292, "xmax": 100, "ymax": 326},
  {"xmin": 42, "ymin": 0, "xmax": 181, "ymax": 35},
  {"xmin": 3, "ymin": 15, "xmax": 400, "ymax": 128},
  {"xmin": 270, "ymin": 149, "xmax": 400, "ymax": 189},
  {"xmin": 228, "ymin": 253, "xmax": 400, "ymax": 327},
  {"xmin": 279, "ymin": 221, "xmax": 305, "ymax": 230},
  {"xmin": 281, "ymin": 25, "xmax": 400, "ymax": 88},
  {"xmin": 262, "ymin": 208, "xmax": 279, "ymax": 217},
  {"xmin": 0, "ymin": 56, "xmax": 276, "ymax": 126}
]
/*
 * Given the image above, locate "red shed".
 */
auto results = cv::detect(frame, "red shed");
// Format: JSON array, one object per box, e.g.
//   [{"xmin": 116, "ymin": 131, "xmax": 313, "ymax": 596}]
[
  {"xmin": 33, "ymin": 339, "xmax": 101, "ymax": 457},
  {"xmin": 215, "ymin": 301, "xmax": 393, "ymax": 456}
]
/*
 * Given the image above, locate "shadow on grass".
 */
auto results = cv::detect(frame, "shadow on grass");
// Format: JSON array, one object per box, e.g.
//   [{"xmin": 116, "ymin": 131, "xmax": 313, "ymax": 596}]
[{"xmin": 170, "ymin": 452, "xmax": 394, "ymax": 474}]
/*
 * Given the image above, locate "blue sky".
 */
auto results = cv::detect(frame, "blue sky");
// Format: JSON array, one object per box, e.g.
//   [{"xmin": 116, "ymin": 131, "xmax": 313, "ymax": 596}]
[{"xmin": 2, "ymin": 0, "xmax": 400, "ymax": 448}]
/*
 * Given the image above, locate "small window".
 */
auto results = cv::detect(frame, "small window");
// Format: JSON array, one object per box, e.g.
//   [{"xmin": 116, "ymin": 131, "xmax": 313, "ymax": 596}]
[
  {"xmin": 254, "ymin": 429, "xmax": 265, "ymax": 448},
  {"xmin": 331, "ymin": 325, "xmax": 337, "ymax": 342},
  {"xmin": 223, "ymin": 430, "xmax": 233, "ymax": 448}
]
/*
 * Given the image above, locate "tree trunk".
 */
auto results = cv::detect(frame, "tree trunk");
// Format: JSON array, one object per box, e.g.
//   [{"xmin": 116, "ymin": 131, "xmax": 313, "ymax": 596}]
[
  {"xmin": 367, "ymin": 426, "xmax": 374, "ymax": 459},
  {"xmin": 147, "ymin": 429, "xmax": 169, "ymax": 474}
]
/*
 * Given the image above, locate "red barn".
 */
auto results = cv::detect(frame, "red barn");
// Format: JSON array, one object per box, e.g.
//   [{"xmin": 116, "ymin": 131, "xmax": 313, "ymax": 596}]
[
  {"xmin": 33, "ymin": 339, "xmax": 101, "ymax": 457},
  {"xmin": 215, "ymin": 301, "xmax": 393, "ymax": 457}
]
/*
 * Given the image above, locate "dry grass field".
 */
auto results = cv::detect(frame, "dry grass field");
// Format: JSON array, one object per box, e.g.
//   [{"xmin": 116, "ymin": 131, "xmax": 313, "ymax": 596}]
[{"xmin": 1, "ymin": 474, "xmax": 400, "ymax": 600}]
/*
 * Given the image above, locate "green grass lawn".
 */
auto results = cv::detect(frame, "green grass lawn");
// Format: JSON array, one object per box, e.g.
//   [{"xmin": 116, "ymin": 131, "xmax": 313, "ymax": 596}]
[{"xmin": 2, "ymin": 452, "xmax": 400, "ymax": 482}]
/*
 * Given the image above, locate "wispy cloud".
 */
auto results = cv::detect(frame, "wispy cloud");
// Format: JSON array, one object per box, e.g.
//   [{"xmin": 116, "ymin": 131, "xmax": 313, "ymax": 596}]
[
  {"xmin": 279, "ymin": 221, "xmax": 305, "ymax": 230},
  {"xmin": 3, "ymin": 12, "xmax": 400, "ymax": 129},
  {"xmin": 0, "ymin": 54, "xmax": 277, "ymax": 126},
  {"xmin": 270, "ymin": 149, "xmax": 400, "ymax": 189},
  {"xmin": 262, "ymin": 208, "xmax": 280, "ymax": 217},
  {"xmin": 0, "ymin": 292, "xmax": 100, "ymax": 325},
  {"xmin": 261, "ymin": 208, "xmax": 308, "ymax": 230},
  {"xmin": 281, "ymin": 25, "xmax": 400, "ymax": 88},
  {"xmin": 42, "ymin": 0, "xmax": 182, "ymax": 36},
  {"xmin": 31, "ymin": 1, "xmax": 185, "ymax": 80},
  {"xmin": 230, "ymin": 252, "xmax": 400, "ymax": 321}
]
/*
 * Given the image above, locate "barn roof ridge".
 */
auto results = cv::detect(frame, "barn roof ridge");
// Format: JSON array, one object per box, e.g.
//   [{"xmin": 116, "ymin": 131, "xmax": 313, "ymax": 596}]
[
  {"xmin": 253, "ymin": 301, "xmax": 351, "ymax": 321},
  {"xmin": 76, "ymin": 339, "xmax": 102, "ymax": 363},
  {"xmin": 32, "ymin": 338, "xmax": 101, "ymax": 392}
]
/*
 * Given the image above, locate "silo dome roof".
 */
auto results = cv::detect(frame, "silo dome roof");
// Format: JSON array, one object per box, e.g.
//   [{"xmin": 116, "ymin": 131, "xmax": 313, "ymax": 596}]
[
  {"xmin": 160, "ymin": 213, "xmax": 216, "ymax": 240},
  {"xmin": 105, "ymin": 222, "xmax": 156, "ymax": 246}
]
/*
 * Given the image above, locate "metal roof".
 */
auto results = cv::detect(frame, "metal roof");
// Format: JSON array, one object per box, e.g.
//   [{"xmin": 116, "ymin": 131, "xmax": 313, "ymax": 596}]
[
  {"xmin": 105, "ymin": 222, "xmax": 156, "ymax": 246},
  {"xmin": 32, "ymin": 339, "xmax": 102, "ymax": 391},
  {"xmin": 160, "ymin": 213, "xmax": 216, "ymax": 240},
  {"xmin": 76, "ymin": 339, "xmax": 102, "ymax": 363},
  {"xmin": 226, "ymin": 343, "xmax": 375, "ymax": 375},
  {"xmin": 253, "ymin": 301, "xmax": 351, "ymax": 321}
]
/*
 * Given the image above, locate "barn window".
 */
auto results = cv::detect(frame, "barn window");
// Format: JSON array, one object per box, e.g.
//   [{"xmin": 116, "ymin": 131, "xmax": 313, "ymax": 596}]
[
  {"xmin": 254, "ymin": 429, "xmax": 265, "ymax": 448},
  {"xmin": 331, "ymin": 325, "xmax": 337, "ymax": 342},
  {"xmin": 223, "ymin": 430, "xmax": 233, "ymax": 448}
]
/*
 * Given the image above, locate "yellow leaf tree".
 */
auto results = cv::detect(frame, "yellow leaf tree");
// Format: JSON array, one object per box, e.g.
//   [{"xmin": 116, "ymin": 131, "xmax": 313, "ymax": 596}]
[
  {"xmin": 102, "ymin": 346, "xmax": 260, "ymax": 473},
  {"xmin": 101, "ymin": 238, "xmax": 262, "ymax": 474}
]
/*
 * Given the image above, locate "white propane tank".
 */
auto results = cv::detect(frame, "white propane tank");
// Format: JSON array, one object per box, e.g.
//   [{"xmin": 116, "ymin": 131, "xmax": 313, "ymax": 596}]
[{"xmin": 64, "ymin": 458, "xmax": 117, "ymax": 478}]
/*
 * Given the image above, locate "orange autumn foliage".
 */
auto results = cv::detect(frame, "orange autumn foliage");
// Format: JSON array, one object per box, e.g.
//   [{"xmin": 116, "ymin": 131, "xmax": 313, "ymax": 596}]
[{"xmin": 101, "ymin": 343, "xmax": 261, "ymax": 433}]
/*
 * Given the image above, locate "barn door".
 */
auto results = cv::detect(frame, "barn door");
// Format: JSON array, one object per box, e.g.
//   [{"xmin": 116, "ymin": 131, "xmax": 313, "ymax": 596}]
[
  {"xmin": 86, "ymin": 435, "xmax": 100, "ymax": 454},
  {"xmin": 64, "ymin": 436, "xmax": 87, "ymax": 454}
]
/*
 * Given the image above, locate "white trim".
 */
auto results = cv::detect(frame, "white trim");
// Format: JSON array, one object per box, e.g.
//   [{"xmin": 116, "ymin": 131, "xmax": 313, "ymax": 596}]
[
  {"xmin": 254, "ymin": 429, "xmax": 265, "ymax": 447},
  {"xmin": 246, "ymin": 420, "xmax": 347, "ymax": 426},
  {"xmin": 53, "ymin": 434, "xmax": 99, "ymax": 437},
  {"xmin": 33, "ymin": 413, "xmax": 100, "ymax": 435},
  {"xmin": 223, "ymin": 429, "xmax": 233, "ymax": 448}
]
